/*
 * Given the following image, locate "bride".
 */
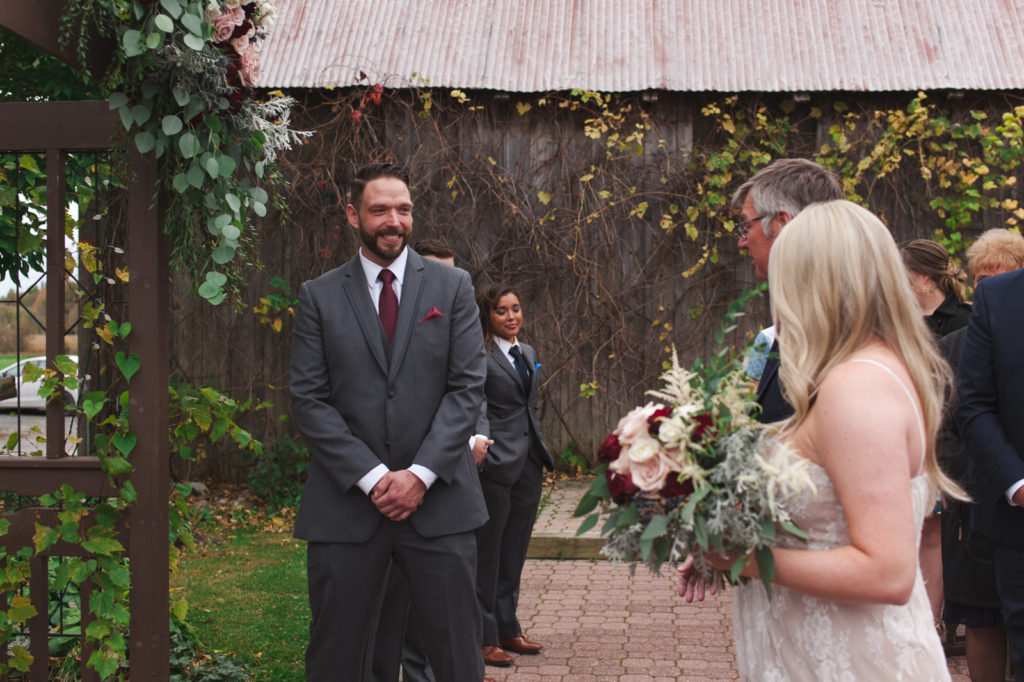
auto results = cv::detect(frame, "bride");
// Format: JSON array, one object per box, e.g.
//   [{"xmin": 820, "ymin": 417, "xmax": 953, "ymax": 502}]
[{"xmin": 680, "ymin": 200, "xmax": 966, "ymax": 681}]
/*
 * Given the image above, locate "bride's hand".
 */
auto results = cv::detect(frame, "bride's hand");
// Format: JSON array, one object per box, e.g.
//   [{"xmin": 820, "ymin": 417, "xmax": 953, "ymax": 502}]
[
  {"xmin": 704, "ymin": 548, "xmax": 760, "ymax": 579},
  {"xmin": 677, "ymin": 555, "xmax": 717, "ymax": 603}
]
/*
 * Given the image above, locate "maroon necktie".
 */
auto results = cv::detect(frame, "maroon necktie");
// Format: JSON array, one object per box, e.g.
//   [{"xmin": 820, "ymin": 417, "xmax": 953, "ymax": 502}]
[{"xmin": 378, "ymin": 269, "xmax": 398, "ymax": 341}]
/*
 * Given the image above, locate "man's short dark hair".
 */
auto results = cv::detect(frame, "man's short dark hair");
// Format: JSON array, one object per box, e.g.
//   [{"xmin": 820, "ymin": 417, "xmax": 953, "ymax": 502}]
[
  {"xmin": 350, "ymin": 163, "xmax": 410, "ymax": 208},
  {"xmin": 414, "ymin": 239, "xmax": 455, "ymax": 260}
]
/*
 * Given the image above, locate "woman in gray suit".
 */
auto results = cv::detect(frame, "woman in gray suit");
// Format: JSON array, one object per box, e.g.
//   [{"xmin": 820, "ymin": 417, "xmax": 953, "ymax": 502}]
[{"xmin": 474, "ymin": 283, "xmax": 554, "ymax": 670}]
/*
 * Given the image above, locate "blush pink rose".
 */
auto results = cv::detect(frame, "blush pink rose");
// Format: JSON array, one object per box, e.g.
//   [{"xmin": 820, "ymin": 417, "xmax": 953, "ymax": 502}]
[
  {"xmin": 238, "ymin": 47, "xmax": 261, "ymax": 87},
  {"xmin": 629, "ymin": 451, "xmax": 674, "ymax": 492},
  {"xmin": 616, "ymin": 403, "xmax": 660, "ymax": 444},
  {"xmin": 212, "ymin": 7, "xmax": 245, "ymax": 43},
  {"xmin": 231, "ymin": 26, "xmax": 256, "ymax": 56}
]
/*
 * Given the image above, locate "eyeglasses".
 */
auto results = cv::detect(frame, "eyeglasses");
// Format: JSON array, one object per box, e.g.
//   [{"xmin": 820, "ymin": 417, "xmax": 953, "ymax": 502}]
[{"xmin": 735, "ymin": 214, "xmax": 766, "ymax": 239}]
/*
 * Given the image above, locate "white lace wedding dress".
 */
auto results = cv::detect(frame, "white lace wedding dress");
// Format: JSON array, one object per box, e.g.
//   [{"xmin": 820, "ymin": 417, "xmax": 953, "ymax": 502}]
[{"xmin": 732, "ymin": 362, "xmax": 950, "ymax": 681}]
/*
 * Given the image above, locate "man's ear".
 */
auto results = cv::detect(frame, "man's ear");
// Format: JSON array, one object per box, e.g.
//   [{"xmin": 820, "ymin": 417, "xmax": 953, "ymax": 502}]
[
  {"xmin": 771, "ymin": 211, "xmax": 794, "ymax": 238},
  {"xmin": 346, "ymin": 203, "xmax": 359, "ymax": 229}
]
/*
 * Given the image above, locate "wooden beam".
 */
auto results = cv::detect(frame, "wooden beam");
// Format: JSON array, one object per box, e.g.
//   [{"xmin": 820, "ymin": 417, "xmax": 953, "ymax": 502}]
[{"xmin": 0, "ymin": 101, "xmax": 117, "ymax": 151}]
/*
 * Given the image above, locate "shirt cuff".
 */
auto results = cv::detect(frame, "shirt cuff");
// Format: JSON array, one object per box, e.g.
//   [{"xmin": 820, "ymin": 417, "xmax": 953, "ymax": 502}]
[
  {"xmin": 408, "ymin": 464, "xmax": 438, "ymax": 489},
  {"xmin": 356, "ymin": 463, "xmax": 389, "ymax": 496},
  {"xmin": 1006, "ymin": 479, "xmax": 1024, "ymax": 506},
  {"xmin": 469, "ymin": 434, "xmax": 489, "ymax": 448}
]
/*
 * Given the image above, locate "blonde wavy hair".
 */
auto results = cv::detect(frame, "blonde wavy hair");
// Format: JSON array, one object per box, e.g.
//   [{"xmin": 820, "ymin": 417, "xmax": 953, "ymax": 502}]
[{"xmin": 768, "ymin": 200, "xmax": 964, "ymax": 498}]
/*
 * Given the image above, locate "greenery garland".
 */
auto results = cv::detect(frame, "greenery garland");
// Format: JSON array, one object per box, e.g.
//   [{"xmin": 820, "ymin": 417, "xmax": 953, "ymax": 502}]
[{"xmin": 61, "ymin": 0, "xmax": 310, "ymax": 305}]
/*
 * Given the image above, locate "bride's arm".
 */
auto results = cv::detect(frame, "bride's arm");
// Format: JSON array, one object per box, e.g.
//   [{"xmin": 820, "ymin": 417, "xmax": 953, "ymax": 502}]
[{"xmin": 743, "ymin": 362, "xmax": 921, "ymax": 604}]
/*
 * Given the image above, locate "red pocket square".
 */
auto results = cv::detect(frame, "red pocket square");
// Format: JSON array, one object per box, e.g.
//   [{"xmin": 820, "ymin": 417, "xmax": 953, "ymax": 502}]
[{"xmin": 418, "ymin": 306, "xmax": 445, "ymax": 323}]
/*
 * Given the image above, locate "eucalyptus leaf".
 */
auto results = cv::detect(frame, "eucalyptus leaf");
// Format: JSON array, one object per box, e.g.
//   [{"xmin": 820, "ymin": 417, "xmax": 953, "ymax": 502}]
[
  {"xmin": 203, "ymin": 154, "xmax": 220, "ymax": 179},
  {"xmin": 141, "ymin": 80, "xmax": 160, "ymax": 99},
  {"xmin": 178, "ymin": 132, "xmax": 198, "ymax": 158},
  {"xmin": 181, "ymin": 12, "xmax": 204, "ymax": 36},
  {"xmin": 198, "ymin": 280, "xmax": 222, "ymax": 300},
  {"xmin": 214, "ymin": 213, "xmax": 233, "ymax": 231},
  {"xmin": 172, "ymin": 85, "xmax": 191, "ymax": 108},
  {"xmin": 211, "ymin": 243, "xmax": 236, "ymax": 264},
  {"xmin": 253, "ymin": 201, "xmax": 267, "ymax": 217},
  {"xmin": 108, "ymin": 92, "xmax": 129, "ymax": 110},
  {"xmin": 134, "ymin": 132, "xmax": 156, "ymax": 154},
  {"xmin": 206, "ymin": 271, "xmax": 228, "ymax": 287},
  {"xmin": 217, "ymin": 154, "xmax": 237, "ymax": 178},
  {"xmin": 161, "ymin": 115, "xmax": 183, "ymax": 136},
  {"xmin": 254, "ymin": 161, "xmax": 265, "ymax": 178},
  {"xmin": 118, "ymin": 105, "xmax": 133, "ymax": 132},
  {"xmin": 206, "ymin": 216, "xmax": 222, "ymax": 236},
  {"xmin": 160, "ymin": 0, "xmax": 183, "ymax": 19},
  {"xmin": 225, "ymin": 192, "xmax": 241, "ymax": 213},
  {"xmin": 640, "ymin": 514, "xmax": 668, "ymax": 541},
  {"xmin": 122, "ymin": 29, "xmax": 143, "ymax": 57},
  {"xmin": 130, "ymin": 104, "xmax": 151, "ymax": 126},
  {"xmin": 172, "ymin": 173, "xmax": 189, "ymax": 194},
  {"xmin": 249, "ymin": 186, "xmax": 269, "ymax": 204},
  {"xmin": 221, "ymin": 224, "xmax": 241, "ymax": 241},
  {"xmin": 573, "ymin": 492, "xmax": 599, "ymax": 517},
  {"xmin": 145, "ymin": 32, "xmax": 162, "ymax": 49},
  {"xmin": 183, "ymin": 33, "xmax": 205, "ymax": 51},
  {"xmin": 186, "ymin": 163, "xmax": 205, "ymax": 188}
]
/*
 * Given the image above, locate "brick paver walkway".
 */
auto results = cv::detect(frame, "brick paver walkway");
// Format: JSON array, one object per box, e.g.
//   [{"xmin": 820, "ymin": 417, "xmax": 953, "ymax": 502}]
[{"xmin": 486, "ymin": 479, "xmax": 972, "ymax": 681}]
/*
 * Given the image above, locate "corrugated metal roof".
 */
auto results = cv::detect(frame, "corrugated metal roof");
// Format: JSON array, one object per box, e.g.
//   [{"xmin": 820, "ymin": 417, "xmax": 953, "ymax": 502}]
[{"xmin": 259, "ymin": 0, "xmax": 1024, "ymax": 92}]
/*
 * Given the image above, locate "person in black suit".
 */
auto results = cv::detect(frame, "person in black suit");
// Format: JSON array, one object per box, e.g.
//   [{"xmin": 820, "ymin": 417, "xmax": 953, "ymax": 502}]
[
  {"xmin": 957, "ymin": 267, "xmax": 1024, "ymax": 682},
  {"xmin": 290, "ymin": 163, "xmax": 489, "ymax": 681},
  {"xmin": 730, "ymin": 159, "xmax": 844, "ymax": 423},
  {"xmin": 473, "ymin": 283, "xmax": 554, "ymax": 670}
]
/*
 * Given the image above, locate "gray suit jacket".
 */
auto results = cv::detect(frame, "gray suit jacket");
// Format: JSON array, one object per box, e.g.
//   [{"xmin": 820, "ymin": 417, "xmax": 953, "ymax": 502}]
[
  {"xmin": 290, "ymin": 250, "xmax": 488, "ymax": 542},
  {"xmin": 477, "ymin": 340, "xmax": 554, "ymax": 485}
]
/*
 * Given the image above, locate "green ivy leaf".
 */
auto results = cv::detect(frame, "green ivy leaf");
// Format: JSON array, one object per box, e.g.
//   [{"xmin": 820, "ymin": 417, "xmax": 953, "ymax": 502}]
[
  {"xmin": 7, "ymin": 596, "xmax": 37, "ymax": 623},
  {"xmin": 81, "ymin": 536, "xmax": 125, "ymax": 557},
  {"xmin": 134, "ymin": 132, "xmax": 155, "ymax": 154},
  {"xmin": 8, "ymin": 644, "xmax": 32, "ymax": 672},
  {"xmin": 118, "ymin": 104, "xmax": 133, "ymax": 131},
  {"xmin": 111, "ymin": 432, "xmax": 137, "ymax": 457},
  {"xmin": 108, "ymin": 92, "xmax": 128, "ymax": 110},
  {"xmin": 114, "ymin": 351, "xmax": 141, "ymax": 381},
  {"xmin": 82, "ymin": 392, "xmax": 107, "ymax": 420}
]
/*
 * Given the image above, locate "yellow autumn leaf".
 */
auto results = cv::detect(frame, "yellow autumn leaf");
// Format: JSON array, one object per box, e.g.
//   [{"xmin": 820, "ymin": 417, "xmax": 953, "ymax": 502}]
[
  {"xmin": 1004, "ymin": 199, "xmax": 1019, "ymax": 211},
  {"xmin": 116, "ymin": 267, "xmax": 129, "ymax": 283},
  {"xmin": 516, "ymin": 102, "xmax": 532, "ymax": 115},
  {"xmin": 272, "ymin": 318, "xmax": 283, "ymax": 332},
  {"xmin": 537, "ymin": 191, "xmax": 552, "ymax": 205},
  {"xmin": 721, "ymin": 116, "xmax": 735, "ymax": 134}
]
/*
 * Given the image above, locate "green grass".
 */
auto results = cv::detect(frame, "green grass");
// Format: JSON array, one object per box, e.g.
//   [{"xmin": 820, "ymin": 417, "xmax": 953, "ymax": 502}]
[
  {"xmin": 0, "ymin": 354, "xmax": 18, "ymax": 369},
  {"xmin": 173, "ymin": 530, "xmax": 308, "ymax": 681}
]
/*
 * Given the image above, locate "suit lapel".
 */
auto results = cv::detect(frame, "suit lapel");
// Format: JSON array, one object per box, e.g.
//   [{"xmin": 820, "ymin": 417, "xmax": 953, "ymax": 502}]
[
  {"xmin": 340, "ymin": 254, "xmax": 389, "ymax": 374},
  {"xmin": 756, "ymin": 340, "xmax": 780, "ymax": 403},
  {"xmin": 490, "ymin": 341, "xmax": 524, "ymax": 395},
  {"xmin": 388, "ymin": 251, "xmax": 425, "ymax": 380}
]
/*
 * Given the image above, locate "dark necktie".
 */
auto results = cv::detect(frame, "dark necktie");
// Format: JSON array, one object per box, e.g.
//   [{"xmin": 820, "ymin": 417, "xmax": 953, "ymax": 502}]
[
  {"xmin": 509, "ymin": 345, "xmax": 531, "ymax": 392},
  {"xmin": 378, "ymin": 269, "xmax": 398, "ymax": 341}
]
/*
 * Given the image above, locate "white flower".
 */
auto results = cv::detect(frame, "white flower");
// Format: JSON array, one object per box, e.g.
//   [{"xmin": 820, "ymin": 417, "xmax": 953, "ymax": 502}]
[
  {"xmin": 627, "ymin": 436, "xmax": 660, "ymax": 464},
  {"xmin": 224, "ymin": 0, "xmax": 243, "ymax": 8},
  {"xmin": 656, "ymin": 414, "xmax": 689, "ymax": 448}
]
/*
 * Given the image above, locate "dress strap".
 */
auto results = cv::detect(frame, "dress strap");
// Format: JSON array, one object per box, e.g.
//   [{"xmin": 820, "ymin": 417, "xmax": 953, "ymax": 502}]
[{"xmin": 847, "ymin": 358, "xmax": 927, "ymax": 477}]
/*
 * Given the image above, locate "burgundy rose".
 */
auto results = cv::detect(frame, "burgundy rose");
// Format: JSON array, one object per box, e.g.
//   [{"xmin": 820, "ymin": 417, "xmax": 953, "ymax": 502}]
[
  {"xmin": 596, "ymin": 433, "xmax": 622, "ymax": 463},
  {"xmin": 647, "ymin": 405, "xmax": 673, "ymax": 437},
  {"xmin": 661, "ymin": 473, "xmax": 695, "ymax": 499},
  {"xmin": 606, "ymin": 471, "xmax": 638, "ymax": 504},
  {"xmin": 691, "ymin": 413, "xmax": 715, "ymax": 443}
]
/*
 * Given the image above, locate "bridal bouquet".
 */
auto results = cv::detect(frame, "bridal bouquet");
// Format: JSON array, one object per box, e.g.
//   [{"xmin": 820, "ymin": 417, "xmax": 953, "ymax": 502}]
[{"xmin": 574, "ymin": 337, "xmax": 815, "ymax": 592}]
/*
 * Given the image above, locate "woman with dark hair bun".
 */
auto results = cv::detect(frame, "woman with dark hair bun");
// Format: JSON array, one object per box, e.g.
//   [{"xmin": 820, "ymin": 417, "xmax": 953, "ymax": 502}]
[
  {"xmin": 473, "ymin": 283, "xmax": 554, "ymax": 671},
  {"xmin": 901, "ymin": 238, "xmax": 971, "ymax": 338}
]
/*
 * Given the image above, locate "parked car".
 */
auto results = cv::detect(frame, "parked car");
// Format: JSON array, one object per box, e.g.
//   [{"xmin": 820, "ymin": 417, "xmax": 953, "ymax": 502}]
[{"xmin": 0, "ymin": 355, "xmax": 79, "ymax": 412}]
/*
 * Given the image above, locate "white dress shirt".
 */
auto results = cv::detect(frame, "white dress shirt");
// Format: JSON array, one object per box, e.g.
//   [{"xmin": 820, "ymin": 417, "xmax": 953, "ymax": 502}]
[{"xmin": 352, "ymin": 247, "xmax": 438, "ymax": 495}]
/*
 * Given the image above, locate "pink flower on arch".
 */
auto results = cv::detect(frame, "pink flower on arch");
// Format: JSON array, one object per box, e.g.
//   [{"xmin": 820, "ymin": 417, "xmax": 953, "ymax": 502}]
[{"xmin": 211, "ymin": 7, "xmax": 245, "ymax": 43}]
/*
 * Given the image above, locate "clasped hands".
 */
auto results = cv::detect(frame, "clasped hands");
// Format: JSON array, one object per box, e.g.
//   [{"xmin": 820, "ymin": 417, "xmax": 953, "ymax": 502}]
[{"xmin": 370, "ymin": 470, "xmax": 426, "ymax": 521}]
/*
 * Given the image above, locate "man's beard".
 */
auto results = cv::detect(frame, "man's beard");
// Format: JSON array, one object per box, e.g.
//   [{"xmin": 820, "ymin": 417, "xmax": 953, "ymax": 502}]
[{"xmin": 358, "ymin": 222, "xmax": 409, "ymax": 263}]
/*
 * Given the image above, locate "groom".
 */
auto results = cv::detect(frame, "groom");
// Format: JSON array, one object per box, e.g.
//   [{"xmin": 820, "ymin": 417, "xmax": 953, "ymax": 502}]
[
  {"xmin": 290, "ymin": 163, "xmax": 489, "ymax": 681},
  {"xmin": 956, "ymin": 268, "xmax": 1024, "ymax": 681}
]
